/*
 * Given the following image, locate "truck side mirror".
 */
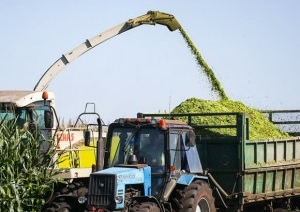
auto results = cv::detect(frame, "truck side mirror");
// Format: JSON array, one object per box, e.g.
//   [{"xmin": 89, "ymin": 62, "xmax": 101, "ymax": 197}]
[
  {"xmin": 84, "ymin": 130, "xmax": 91, "ymax": 146},
  {"xmin": 185, "ymin": 130, "xmax": 196, "ymax": 147},
  {"xmin": 44, "ymin": 111, "xmax": 53, "ymax": 128}
]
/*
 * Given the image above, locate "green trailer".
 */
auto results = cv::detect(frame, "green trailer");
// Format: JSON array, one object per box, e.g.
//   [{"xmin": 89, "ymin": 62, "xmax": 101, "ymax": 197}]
[
  {"xmin": 260, "ymin": 109, "xmax": 300, "ymax": 137},
  {"xmin": 140, "ymin": 112, "xmax": 300, "ymax": 211}
]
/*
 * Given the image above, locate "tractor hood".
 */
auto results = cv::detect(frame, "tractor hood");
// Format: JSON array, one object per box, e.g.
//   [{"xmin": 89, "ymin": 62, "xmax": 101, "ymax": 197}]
[
  {"xmin": 88, "ymin": 164, "xmax": 152, "ymax": 209},
  {"xmin": 92, "ymin": 164, "xmax": 151, "ymax": 185}
]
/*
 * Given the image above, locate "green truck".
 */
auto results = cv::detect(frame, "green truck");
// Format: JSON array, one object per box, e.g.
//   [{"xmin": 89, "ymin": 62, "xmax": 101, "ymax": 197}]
[{"xmin": 140, "ymin": 111, "xmax": 300, "ymax": 212}]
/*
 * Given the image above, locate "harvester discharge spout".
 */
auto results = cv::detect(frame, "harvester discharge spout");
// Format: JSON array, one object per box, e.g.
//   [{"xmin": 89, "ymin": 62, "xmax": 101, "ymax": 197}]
[
  {"xmin": 33, "ymin": 11, "xmax": 180, "ymax": 92},
  {"xmin": 127, "ymin": 10, "xmax": 181, "ymax": 31}
]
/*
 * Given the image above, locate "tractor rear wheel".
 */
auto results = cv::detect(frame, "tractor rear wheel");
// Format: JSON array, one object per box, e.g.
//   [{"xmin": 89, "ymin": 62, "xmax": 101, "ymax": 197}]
[
  {"xmin": 171, "ymin": 180, "xmax": 216, "ymax": 212},
  {"xmin": 129, "ymin": 202, "xmax": 160, "ymax": 212}
]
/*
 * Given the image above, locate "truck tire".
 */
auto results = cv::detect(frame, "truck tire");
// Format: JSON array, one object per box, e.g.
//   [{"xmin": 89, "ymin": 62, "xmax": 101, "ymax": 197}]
[
  {"xmin": 171, "ymin": 180, "xmax": 216, "ymax": 212},
  {"xmin": 129, "ymin": 202, "xmax": 160, "ymax": 212}
]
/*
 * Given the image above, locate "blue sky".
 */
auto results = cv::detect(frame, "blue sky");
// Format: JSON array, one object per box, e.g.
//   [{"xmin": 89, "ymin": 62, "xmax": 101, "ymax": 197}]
[{"xmin": 1, "ymin": 1, "xmax": 299, "ymax": 123}]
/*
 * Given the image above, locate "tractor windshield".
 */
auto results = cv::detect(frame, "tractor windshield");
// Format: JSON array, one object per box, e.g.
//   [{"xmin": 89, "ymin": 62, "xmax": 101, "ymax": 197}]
[{"xmin": 107, "ymin": 127, "xmax": 165, "ymax": 167}]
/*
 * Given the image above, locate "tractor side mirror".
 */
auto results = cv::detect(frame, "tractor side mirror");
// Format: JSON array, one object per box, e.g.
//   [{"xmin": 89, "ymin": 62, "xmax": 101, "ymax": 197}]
[
  {"xmin": 84, "ymin": 130, "xmax": 91, "ymax": 146},
  {"xmin": 44, "ymin": 110, "xmax": 53, "ymax": 128},
  {"xmin": 185, "ymin": 130, "xmax": 196, "ymax": 147}
]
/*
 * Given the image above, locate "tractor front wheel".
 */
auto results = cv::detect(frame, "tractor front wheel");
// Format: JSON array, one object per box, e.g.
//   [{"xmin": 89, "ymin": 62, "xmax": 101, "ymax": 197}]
[
  {"xmin": 171, "ymin": 180, "xmax": 216, "ymax": 212},
  {"xmin": 42, "ymin": 182, "xmax": 88, "ymax": 212}
]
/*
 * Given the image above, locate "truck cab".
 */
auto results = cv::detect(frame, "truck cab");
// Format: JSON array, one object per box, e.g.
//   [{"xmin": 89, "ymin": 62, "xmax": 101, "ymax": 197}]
[{"xmin": 86, "ymin": 116, "xmax": 214, "ymax": 212}]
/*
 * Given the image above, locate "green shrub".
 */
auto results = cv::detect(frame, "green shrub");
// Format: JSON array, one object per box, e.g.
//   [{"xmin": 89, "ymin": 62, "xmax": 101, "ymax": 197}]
[{"xmin": 0, "ymin": 119, "xmax": 64, "ymax": 211}]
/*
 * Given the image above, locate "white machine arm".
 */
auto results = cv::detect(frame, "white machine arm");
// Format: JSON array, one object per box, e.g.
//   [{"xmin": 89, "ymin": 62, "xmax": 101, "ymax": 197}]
[{"xmin": 34, "ymin": 11, "xmax": 180, "ymax": 91}]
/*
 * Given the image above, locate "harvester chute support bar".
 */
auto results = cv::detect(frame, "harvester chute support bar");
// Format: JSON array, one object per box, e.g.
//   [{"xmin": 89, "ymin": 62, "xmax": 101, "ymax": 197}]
[{"xmin": 34, "ymin": 11, "xmax": 180, "ymax": 91}]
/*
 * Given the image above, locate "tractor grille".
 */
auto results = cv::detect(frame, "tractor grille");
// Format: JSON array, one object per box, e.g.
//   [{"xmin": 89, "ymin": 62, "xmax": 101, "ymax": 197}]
[{"xmin": 88, "ymin": 173, "xmax": 116, "ymax": 208}]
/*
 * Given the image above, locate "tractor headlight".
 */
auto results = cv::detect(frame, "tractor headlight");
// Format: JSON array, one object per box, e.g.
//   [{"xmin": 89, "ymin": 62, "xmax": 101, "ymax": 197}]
[
  {"xmin": 78, "ymin": 196, "xmax": 87, "ymax": 204},
  {"xmin": 115, "ymin": 196, "xmax": 123, "ymax": 204}
]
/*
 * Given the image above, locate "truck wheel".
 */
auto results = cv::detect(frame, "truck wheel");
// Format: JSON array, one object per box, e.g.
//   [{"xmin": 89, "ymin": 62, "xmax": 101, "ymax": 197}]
[
  {"xmin": 130, "ymin": 202, "xmax": 160, "ymax": 212},
  {"xmin": 171, "ymin": 180, "xmax": 216, "ymax": 212}
]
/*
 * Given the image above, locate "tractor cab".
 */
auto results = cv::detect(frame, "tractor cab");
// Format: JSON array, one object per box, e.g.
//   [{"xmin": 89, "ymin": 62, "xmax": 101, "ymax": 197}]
[{"xmin": 87, "ymin": 116, "xmax": 204, "ymax": 211}]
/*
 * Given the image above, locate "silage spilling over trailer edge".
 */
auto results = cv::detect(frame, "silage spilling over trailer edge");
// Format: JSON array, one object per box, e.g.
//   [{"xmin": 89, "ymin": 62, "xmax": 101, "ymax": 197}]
[{"xmin": 172, "ymin": 98, "xmax": 289, "ymax": 140}]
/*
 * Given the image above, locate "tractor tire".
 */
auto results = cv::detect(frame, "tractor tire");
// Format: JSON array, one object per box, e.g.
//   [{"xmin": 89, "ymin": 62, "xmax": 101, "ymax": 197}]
[
  {"xmin": 170, "ymin": 180, "xmax": 216, "ymax": 212},
  {"xmin": 42, "ymin": 182, "xmax": 88, "ymax": 212},
  {"xmin": 129, "ymin": 202, "xmax": 160, "ymax": 212},
  {"xmin": 43, "ymin": 201, "xmax": 71, "ymax": 212}
]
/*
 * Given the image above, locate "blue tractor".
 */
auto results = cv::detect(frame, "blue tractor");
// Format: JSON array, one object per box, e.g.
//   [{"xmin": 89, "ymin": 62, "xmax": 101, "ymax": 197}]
[{"xmin": 85, "ymin": 113, "xmax": 216, "ymax": 212}]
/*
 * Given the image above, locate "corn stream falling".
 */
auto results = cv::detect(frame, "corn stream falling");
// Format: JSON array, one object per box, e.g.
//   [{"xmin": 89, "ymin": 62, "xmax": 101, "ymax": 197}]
[
  {"xmin": 179, "ymin": 27, "xmax": 228, "ymax": 100},
  {"xmin": 174, "ymin": 26, "xmax": 290, "ymax": 140}
]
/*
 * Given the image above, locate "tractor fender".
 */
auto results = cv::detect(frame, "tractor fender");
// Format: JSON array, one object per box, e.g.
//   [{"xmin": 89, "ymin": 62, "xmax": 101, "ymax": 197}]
[{"xmin": 177, "ymin": 173, "xmax": 208, "ymax": 186}]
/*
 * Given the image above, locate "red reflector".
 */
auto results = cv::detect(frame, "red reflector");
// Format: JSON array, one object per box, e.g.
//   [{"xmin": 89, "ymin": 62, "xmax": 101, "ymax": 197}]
[
  {"xmin": 88, "ymin": 206, "xmax": 104, "ymax": 212},
  {"xmin": 169, "ymin": 166, "xmax": 175, "ymax": 172},
  {"xmin": 87, "ymin": 206, "xmax": 95, "ymax": 211}
]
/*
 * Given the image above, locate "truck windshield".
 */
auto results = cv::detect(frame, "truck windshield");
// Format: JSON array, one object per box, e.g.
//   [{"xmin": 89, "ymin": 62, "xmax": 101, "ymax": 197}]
[{"xmin": 108, "ymin": 127, "xmax": 164, "ymax": 167}]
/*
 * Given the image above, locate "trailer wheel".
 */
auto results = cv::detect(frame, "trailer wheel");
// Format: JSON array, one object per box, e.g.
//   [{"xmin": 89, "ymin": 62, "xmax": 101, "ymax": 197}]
[
  {"xmin": 171, "ymin": 180, "xmax": 216, "ymax": 212},
  {"xmin": 129, "ymin": 202, "xmax": 160, "ymax": 212}
]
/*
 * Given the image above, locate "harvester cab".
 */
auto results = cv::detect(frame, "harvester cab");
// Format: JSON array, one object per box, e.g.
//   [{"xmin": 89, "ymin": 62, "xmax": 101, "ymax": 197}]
[
  {"xmin": 0, "ymin": 91, "xmax": 58, "ymax": 144},
  {"xmin": 85, "ymin": 114, "xmax": 213, "ymax": 212}
]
